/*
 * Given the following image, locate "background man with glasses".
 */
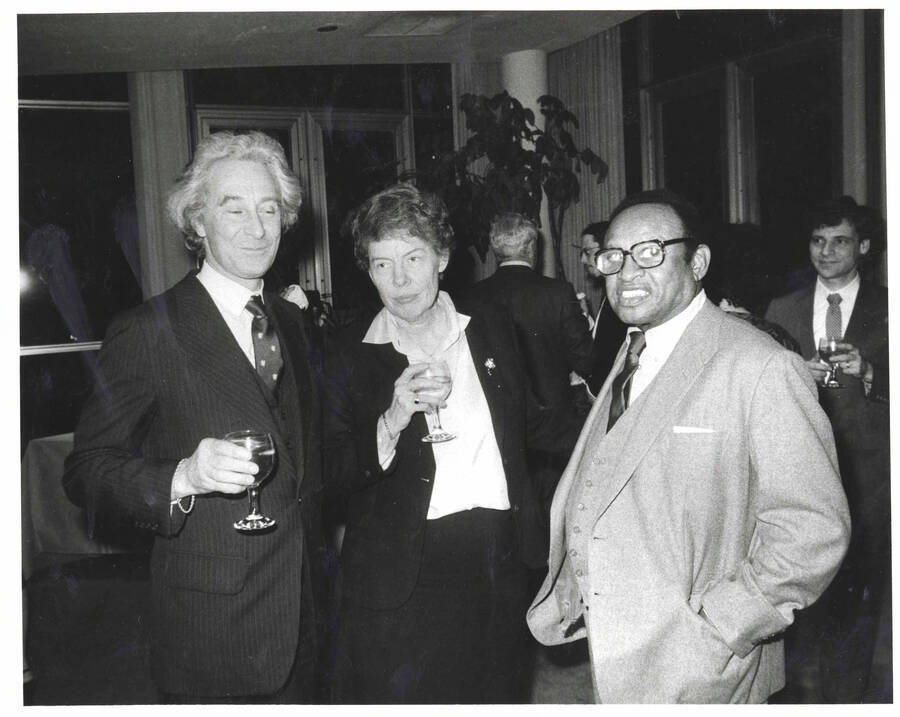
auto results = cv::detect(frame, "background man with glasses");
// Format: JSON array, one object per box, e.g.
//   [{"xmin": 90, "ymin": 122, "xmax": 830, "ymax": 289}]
[
  {"xmin": 527, "ymin": 189, "xmax": 849, "ymax": 703},
  {"xmin": 573, "ymin": 222, "xmax": 627, "ymax": 399}
]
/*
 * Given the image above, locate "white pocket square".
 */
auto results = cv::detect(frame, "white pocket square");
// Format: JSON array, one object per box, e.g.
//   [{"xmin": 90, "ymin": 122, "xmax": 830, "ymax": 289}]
[{"xmin": 672, "ymin": 425, "xmax": 717, "ymax": 434}]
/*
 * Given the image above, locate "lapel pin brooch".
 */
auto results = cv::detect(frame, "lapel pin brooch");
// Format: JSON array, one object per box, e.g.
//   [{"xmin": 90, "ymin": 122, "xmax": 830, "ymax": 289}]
[{"xmin": 484, "ymin": 357, "xmax": 496, "ymax": 375}]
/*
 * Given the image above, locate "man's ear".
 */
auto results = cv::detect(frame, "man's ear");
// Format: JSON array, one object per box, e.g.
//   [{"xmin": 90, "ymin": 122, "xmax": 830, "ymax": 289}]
[
  {"xmin": 438, "ymin": 250, "xmax": 450, "ymax": 274},
  {"xmin": 191, "ymin": 215, "xmax": 207, "ymax": 239},
  {"xmin": 691, "ymin": 244, "xmax": 711, "ymax": 281},
  {"xmin": 859, "ymin": 238, "xmax": 871, "ymax": 257}
]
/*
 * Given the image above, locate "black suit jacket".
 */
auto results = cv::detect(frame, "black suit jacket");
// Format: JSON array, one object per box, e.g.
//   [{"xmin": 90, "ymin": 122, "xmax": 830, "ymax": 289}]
[
  {"xmin": 460, "ymin": 265, "xmax": 593, "ymax": 411},
  {"xmin": 588, "ymin": 297, "xmax": 629, "ymax": 396},
  {"xmin": 63, "ymin": 273, "xmax": 325, "ymax": 697},
  {"xmin": 766, "ymin": 278, "xmax": 889, "ymax": 453},
  {"xmin": 324, "ymin": 299, "xmax": 577, "ymax": 611}
]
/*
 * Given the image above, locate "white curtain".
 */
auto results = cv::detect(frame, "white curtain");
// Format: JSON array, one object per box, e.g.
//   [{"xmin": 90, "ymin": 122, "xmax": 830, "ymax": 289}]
[{"xmin": 548, "ymin": 27, "xmax": 627, "ymax": 302}]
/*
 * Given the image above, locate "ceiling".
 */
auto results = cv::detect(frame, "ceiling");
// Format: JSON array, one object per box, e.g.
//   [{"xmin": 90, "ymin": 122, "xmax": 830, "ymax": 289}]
[{"xmin": 17, "ymin": 11, "xmax": 642, "ymax": 76}]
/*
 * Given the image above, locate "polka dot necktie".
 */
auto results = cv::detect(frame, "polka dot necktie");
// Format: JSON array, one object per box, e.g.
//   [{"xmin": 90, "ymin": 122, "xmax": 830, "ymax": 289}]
[
  {"xmin": 607, "ymin": 330, "xmax": 646, "ymax": 432},
  {"xmin": 826, "ymin": 293, "xmax": 843, "ymax": 340},
  {"xmin": 246, "ymin": 295, "xmax": 283, "ymax": 393}
]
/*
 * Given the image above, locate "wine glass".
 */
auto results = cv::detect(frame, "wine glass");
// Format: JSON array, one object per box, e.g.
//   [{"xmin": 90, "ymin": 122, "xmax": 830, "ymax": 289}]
[
  {"xmin": 818, "ymin": 336, "xmax": 844, "ymax": 389},
  {"xmin": 224, "ymin": 429, "xmax": 277, "ymax": 531},
  {"xmin": 419, "ymin": 360, "xmax": 456, "ymax": 443}
]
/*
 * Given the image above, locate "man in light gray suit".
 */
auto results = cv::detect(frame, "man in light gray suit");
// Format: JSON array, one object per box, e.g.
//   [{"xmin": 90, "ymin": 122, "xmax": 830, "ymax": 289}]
[{"xmin": 527, "ymin": 189, "xmax": 850, "ymax": 703}]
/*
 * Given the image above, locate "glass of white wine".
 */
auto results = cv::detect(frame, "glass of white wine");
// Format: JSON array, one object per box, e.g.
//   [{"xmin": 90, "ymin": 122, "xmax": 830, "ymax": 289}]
[
  {"xmin": 224, "ymin": 429, "xmax": 277, "ymax": 531},
  {"xmin": 419, "ymin": 360, "xmax": 456, "ymax": 443},
  {"xmin": 818, "ymin": 336, "xmax": 844, "ymax": 389}
]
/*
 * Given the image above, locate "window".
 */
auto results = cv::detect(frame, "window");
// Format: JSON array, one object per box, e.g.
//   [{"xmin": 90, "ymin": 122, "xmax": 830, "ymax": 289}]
[
  {"xmin": 648, "ymin": 10, "xmax": 840, "ymax": 83},
  {"xmin": 626, "ymin": 9, "xmax": 844, "ymax": 251},
  {"xmin": 322, "ymin": 125, "xmax": 400, "ymax": 314},
  {"xmin": 189, "ymin": 64, "xmax": 453, "ymax": 322},
  {"xmin": 660, "ymin": 87, "xmax": 724, "ymax": 223},
  {"xmin": 19, "ymin": 74, "xmax": 139, "ymax": 450},
  {"xmin": 754, "ymin": 54, "xmax": 840, "ymax": 272},
  {"xmin": 409, "ymin": 64, "xmax": 454, "ymax": 191}
]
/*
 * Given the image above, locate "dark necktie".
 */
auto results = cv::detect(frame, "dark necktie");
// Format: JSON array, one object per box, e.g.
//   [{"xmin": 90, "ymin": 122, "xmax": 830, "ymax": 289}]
[
  {"xmin": 826, "ymin": 293, "xmax": 843, "ymax": 339},
  {"xmin": 246, "ymin": 295, "xmax": 283, "ymax": 393},
  {"xmin": 607, "ymin": 330, "xmax": 646, "ymax": 432}
]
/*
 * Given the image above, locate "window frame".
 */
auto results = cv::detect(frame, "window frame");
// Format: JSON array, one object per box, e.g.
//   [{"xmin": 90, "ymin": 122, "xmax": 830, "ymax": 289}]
[
  {"xmin": 19, "ymin": 96, "xmax": 134, "ymax": 358},
  {"xmin": 638, "ymin": 26, "xmax": 842, "ymax": 226}
]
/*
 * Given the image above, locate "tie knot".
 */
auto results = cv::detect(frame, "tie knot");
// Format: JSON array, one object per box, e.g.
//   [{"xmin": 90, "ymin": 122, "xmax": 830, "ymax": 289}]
[
  {"xmin": 827, "ymin": 293, "xmax": 842, "ymax": 306},
  {"xmin": 246, "ymin": 295, "xmax": 267, "ymax": 320}
]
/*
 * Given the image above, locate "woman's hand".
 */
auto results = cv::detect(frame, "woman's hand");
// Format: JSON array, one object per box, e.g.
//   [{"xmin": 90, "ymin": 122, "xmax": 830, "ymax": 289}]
[{"xmin": 383, "ymin": 362, "xmax": 447, "ymax": 434}]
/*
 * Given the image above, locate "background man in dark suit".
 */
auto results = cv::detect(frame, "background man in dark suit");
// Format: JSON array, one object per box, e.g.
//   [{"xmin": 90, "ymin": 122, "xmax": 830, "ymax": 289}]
[
  {"xmin": 63, "ymin": 131, "xmax": 326, "ymax": 703},
  {"xmin": 766, "ymin": 196, "xmax": 889, "ymax": 702},
  {"xmin": 464, "ymin": 212, "xmax": 593, "ymax": 516}
]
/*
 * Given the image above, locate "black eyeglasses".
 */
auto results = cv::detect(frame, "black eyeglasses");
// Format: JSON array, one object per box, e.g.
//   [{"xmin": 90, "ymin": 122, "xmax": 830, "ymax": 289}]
[{"xmin": 592, "ymin": 238, "xmax": 689, "ymax": 275}]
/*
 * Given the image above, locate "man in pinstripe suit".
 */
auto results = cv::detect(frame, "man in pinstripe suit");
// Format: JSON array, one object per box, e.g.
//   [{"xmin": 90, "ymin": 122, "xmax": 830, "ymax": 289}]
[{"xmin": 64, "ymin": 132, "xmax": 326, "ymax": 703}]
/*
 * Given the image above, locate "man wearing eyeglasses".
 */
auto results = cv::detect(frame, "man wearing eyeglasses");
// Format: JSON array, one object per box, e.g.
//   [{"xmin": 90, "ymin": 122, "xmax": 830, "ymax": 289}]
[
  {"xmin": 573, "ymin": 222, "xmax": 627, "ymax": 398},
  {"xmin": 527, "ymin": 189, "xmax": 849, "ymax": 703}
]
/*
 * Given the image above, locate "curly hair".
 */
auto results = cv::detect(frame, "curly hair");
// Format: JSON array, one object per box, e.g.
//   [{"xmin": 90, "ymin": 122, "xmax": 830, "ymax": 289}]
[
  {"xmin": 166, "ymin": 131, "xmax": 302, "ymax": 256},
  {"xmin": 349, "ymin": 183, "xmax": 455, "ymax": 270}
]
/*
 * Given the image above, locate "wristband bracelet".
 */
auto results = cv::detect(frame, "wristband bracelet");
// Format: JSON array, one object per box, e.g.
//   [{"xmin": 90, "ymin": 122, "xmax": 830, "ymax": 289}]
[
  {"xmin": 170, "ymin": 458, "xmax": 195, "ymax": 515},
  {"xmin": 381, "ymin": 412, "xmax": 398, "ymax": 441}
]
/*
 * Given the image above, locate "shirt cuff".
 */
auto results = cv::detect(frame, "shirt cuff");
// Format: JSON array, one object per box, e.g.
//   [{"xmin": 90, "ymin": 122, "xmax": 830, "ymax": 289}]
[{"xmin": 376, "ymin": 414, "xmax": 399, "ymax": 469}]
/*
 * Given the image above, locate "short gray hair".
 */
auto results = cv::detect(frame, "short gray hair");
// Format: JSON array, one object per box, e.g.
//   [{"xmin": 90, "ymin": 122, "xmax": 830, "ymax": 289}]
[
  {"xmin": 489, "ymin": 212, "xmax": 537, "ymax": 264},
  {"xmin": 166, "ymin": 131, "xmax": 302, "ymax": 256},
  {"xmin": 350, "ymin": 183, "xmax": 455, "ymax": 270}
]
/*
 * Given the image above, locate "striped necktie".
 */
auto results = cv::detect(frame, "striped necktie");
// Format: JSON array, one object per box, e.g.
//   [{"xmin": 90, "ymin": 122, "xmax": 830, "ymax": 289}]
[{"xmin": 607, "ymin": 330, "xmax": 646, "ymax": 431}]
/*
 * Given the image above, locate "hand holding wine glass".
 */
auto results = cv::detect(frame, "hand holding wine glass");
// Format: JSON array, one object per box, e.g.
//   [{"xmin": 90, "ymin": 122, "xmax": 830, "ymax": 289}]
[
  {"xmin": 817, "ymin": 336, "xmax": 844, "ymax": 389},
  {"xmin": 418, "ymin": 359, "xmax": 455, "ymax": 443},
  {"xmin": 224, "ymin": 429, "xmax": 277, "ymax": 531},
  {"xmin": 170, "ymin": 436, "xmax": 261, "ymax": 500},
  {"xmin": 827, "ymin": 341, "xmax": 870, "ymax": 381}
]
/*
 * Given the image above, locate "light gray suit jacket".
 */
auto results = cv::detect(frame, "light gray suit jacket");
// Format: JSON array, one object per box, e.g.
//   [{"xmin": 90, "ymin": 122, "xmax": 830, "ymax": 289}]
[{"xmin": 527, "ymin": 300, "xmax": 850, "ymax": 703}]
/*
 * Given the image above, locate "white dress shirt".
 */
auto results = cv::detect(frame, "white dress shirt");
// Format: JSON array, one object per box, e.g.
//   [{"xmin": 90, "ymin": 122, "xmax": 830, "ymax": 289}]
[
  {"xmin": 812, "ymin": 274, "xmax": 860, "ymax": 348},
  {"xmin": 365, "ymin": 291, "xmax": 510, "ymax": 519},
  {"xmin": 196, "ymin": 261, "xmax": 265, "ymax": 367},
  {"xmin": 628, "ymin": 289, "xmax": 707, "ymax": 404},
  {"xmin": 498, "ymin": 260, "xmax": 532, "ymax": 268}
]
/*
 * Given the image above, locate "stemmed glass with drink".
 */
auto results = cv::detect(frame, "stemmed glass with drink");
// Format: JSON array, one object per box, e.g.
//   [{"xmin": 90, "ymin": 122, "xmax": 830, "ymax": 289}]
[
  {"xmin": 224, "ymin": 429, "xmax": 277, "ymax": 531},
  {"xmin": 419, "ymin": 359, "xmax": 455, "ymax": 443},
  {"xmin": 818, "ymin": 336, "xmax": 845, "ymax": 389}
]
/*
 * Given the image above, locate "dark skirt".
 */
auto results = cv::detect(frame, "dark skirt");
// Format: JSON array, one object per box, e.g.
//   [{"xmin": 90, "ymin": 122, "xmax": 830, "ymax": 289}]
[{"xmin": 333, "ymin": 508, "xmax": 533, "ymax": 704}]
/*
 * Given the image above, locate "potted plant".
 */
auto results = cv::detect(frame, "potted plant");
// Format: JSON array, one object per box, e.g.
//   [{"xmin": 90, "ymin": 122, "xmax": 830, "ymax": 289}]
[{"xmin": 425, "ymin": 90, "xmax": 608, "ymax": 280}]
